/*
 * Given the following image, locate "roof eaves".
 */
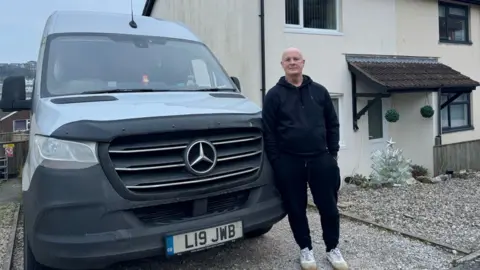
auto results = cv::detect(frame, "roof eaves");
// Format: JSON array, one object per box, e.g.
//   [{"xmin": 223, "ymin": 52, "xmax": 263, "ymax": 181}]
[
  {"xmin": 345, "ymin": 54, "xmax": 439, "ymax": 64},
  {"xmin": 347, "ymin": 62, "xmax": 388, "ymax": 88},
  {"xmin": 0, "ymin": 111, "xmax": 18, "ymax": 122},
  {"xmin": 345, "ymin": 55, "xmax": 480, "ymax": 91}
]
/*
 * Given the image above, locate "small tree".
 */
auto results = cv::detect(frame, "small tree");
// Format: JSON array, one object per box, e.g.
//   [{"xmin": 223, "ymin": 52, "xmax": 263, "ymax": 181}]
[{"xmin": 369, "ymin": 138, "xmax": 412, "ymax": 186}]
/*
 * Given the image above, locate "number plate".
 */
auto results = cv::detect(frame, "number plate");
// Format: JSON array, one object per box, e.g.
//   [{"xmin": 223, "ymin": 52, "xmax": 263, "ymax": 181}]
[{"xmin": 165, "ymin": 221, "xmax": 243, "ymax": 256}]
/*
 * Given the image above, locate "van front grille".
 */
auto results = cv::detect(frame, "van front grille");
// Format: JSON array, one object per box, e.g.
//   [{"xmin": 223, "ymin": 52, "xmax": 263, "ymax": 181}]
[
  {"xmin": 132, "ymin": 189, "xmax": 250, "ymax": 225},
  {"xmin": 107, "ymin": 128, "xmax": 263, "ymax": 191}
]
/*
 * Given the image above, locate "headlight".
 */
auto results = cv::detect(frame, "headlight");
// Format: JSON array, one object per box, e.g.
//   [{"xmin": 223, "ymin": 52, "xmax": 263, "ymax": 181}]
[{"xmin": 34, "ymin": 135, "xmax": 98, "ymax": 164}]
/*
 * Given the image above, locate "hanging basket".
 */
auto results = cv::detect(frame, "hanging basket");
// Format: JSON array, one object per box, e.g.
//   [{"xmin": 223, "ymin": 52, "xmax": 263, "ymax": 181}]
[
  {"xmin": 420, "ymin": 105, "xmax": 435, "ymax": 118},
  {"xmin": 385, "ymin": 109, "xmax": 400, "ymax": 123}
]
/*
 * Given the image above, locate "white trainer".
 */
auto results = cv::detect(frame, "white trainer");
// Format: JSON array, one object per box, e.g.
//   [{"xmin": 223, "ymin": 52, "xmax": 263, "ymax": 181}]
[
  {"xmin": 326, "ymin": 248, "xmax": 349, "ymax": 270},
  {"xmin": 300, "ymin": 247, "xmax": 317, "ymax": 270}
]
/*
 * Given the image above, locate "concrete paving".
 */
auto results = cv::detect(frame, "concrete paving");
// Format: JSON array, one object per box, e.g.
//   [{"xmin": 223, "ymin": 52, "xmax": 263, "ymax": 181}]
[{"xmin": 0, "ymin": 178, "xmax": 21, "ymax": 203}]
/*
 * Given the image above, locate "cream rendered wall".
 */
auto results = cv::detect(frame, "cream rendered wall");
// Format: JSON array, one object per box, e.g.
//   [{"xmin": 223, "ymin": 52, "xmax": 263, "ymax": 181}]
[
  {"xmin": 263, "ymin": 0, "xmax": 397, "ymax": 179},
  {"xmin": 396, "ymin": 0, "xmax": 480, "ymax": 145},
  {"xmin": 149, "ymin": 0, "xmax": 263, "ymax": 106},
  {"xmin": 389, "ymin": 93, "xmax": 436, "ymax": 174}
]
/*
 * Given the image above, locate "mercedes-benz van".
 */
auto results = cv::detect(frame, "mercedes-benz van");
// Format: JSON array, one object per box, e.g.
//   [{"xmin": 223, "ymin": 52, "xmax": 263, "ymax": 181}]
[{"xmin": 0, "ymin": 11, "xmax": 286, "ymax": 270}]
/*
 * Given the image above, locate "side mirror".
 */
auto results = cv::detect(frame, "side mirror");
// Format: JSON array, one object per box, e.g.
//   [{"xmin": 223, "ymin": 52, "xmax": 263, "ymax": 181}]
[
  {"xmin": 0, "ymin": 76, "xmax": 32, "ymax": 112},
  {"xmin": 231, "ymin": 76, "xmax": 241, "ymax": 91}
]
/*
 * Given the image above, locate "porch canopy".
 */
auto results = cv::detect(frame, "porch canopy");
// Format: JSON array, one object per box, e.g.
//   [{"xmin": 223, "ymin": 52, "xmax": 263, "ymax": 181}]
[{"xmin": 345, "ymin": 54, "xmax": 480, "ymax": 131}]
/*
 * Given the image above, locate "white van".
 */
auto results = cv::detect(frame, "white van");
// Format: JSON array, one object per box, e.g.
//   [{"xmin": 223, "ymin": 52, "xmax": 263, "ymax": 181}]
[{"xmin": 0, "ymin": 11, "xmax": 285, "ymax": 270}]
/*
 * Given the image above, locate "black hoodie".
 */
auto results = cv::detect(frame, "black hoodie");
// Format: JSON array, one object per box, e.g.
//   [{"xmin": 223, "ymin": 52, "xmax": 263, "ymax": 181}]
[{"xmin": 262, "ymin": 75, "xmax": 340, "ymax": 164}]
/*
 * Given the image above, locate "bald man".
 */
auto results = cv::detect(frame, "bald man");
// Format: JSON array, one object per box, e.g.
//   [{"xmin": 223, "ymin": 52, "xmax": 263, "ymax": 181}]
[{"xmin": 262, "ymin": 48, "xmax": 348, "ymax": 270}]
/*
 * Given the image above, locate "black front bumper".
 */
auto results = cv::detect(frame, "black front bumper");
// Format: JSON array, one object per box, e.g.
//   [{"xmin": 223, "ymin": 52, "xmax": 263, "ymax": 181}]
[{"xmin": 24, "ymin": 163, "xmax": 286, "ymax": 269}]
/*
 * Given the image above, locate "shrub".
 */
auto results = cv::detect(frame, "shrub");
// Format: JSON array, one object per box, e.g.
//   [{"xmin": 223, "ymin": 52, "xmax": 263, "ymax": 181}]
[
  {"xmin": 345, "ymin": 174, "xmax": 369, "ymax": 187},
  {"xmin": 411, "ymin": 164, "xmax": 428, "ymax": 179}
]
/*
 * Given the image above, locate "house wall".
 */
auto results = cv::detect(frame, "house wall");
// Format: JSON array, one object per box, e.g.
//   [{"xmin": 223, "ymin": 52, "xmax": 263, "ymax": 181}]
[
  {"xmin": 389, "ymin": 93, "xmax": 436, "ymax": 173},
  {"xmin": 396, "ymin": 0, "xmax": 480, "ymax": 145},
  {"xmin": 0, "ymin": 110, "xmax": 30, "ymax": 133},
  {"xmin": 263, "ymin": 0, "xmax": 398, "ymax": 178},
  {"xmin": 149, "ymin": 0, "xmax": 263, "ymax": 106}
]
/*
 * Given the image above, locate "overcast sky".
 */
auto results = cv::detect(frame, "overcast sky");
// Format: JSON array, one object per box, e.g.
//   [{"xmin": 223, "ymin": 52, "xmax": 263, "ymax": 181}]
[{"xmin": 0, "ymin": 0, "xmax": 146, "ymax": 63}]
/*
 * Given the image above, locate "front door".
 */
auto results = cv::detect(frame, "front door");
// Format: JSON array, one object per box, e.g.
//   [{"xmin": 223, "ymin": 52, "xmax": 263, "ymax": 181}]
[{"xmin": 369, "ymin": 98, "xmax": 390, "ymax": 154}]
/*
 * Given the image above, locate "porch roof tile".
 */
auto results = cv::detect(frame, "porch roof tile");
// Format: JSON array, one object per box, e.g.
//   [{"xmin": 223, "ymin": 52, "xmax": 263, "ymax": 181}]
[{"xmin": 346, "ymin": 54, "xmax": 480, "ymax": 91}]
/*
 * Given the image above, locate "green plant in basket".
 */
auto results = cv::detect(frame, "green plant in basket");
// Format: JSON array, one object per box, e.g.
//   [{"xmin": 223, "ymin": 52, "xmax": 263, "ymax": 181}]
[
  {"xmin": 420, "ymin": 105, "xmax": 434, "ymax": 118},
  {"xmin": 384, "ymin": 109, "xmax": 399, "ymax": 123}
]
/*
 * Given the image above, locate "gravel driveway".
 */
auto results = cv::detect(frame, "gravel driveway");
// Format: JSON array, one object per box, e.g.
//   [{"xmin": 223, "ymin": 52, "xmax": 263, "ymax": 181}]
[
  {"xmin": 0, "ymin": 202, "xmax": 17, "ymax": 266},
  {"xmin": 11, "ymin": 208, "xmax": 459, "ymax": 270},
  {"xmin": 338, "ymin": 176, "xmax": 480, "ymax": 252}
]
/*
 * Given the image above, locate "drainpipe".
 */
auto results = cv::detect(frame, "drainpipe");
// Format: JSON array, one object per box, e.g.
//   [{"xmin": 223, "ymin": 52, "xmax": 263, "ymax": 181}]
[{"xmin": 259, "ymin": 0, "xmax": 266, "ymax": 105}]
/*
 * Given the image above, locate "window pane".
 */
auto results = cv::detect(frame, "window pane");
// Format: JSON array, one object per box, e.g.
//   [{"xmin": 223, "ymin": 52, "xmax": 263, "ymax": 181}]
[
  {"xmin": 285, "ymin": 0, "xmax": 300, "ymax": 25},
  {"xmin": 439, "ymin": 17, "xmax": 447, "ymax": 40},
  {"xmin": 450, "ymin": 104, "xmax": 468, "ymax": 127},
  {"xmin": 454, "ymin": 93, "xmax": 468, "ymax": 102},
  {"xmin": 439, "ymin": 4, "xmax": 468, "ymax": 42},
  {"xmin": 44, "ymin": 35, "xmax": 235, "ymax": 97},
  {"xmin": 446, "ymin": 18, "xmax": 466, "ymax": 41},
  {"xmin": 442, "ymin": 93, "xmax": 468, "ymax": 103},
  {"xmin": 441, "ymin": 107, "xmax": 449, "ymax": 127},
  {"xmin": 449, "ymin": 7, "xmax": 466, "ymax": 16},
  {"xmin": 331, "ymin": 98, "xmax": 339, "ymax": 117},
  {"xmin": 439, "ymin": 5, "xmax": 445, "ymax": 17},
  {"xmin": 14, "ymin": 120, "xmax": 27, "ymax": 131},
  {"xmin": 368, "ymin": 100, "xmax": 383, "ymax": 140},
  {"xmin": 303, "ymin": 0, "xmax": 337, "ymax": 30},
  {"xmin": 441, "ymin": 93, "xmax": 449, "ymax": 103}
]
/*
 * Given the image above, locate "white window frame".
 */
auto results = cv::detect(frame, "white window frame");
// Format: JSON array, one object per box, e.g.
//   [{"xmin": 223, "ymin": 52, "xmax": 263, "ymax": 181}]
[
  {"xmin": 13, "ymin": 119, "xmax": 30, "ymax": 132},
  {"xmin": 284, "ymin": 0, "xmax": 343, "ymax": 36},
  {"xmin": 329, "ymin": 93, "xmax": 346, "ymax": 149}
]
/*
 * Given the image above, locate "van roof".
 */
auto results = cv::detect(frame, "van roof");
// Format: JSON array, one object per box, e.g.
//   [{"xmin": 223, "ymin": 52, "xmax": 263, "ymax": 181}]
[{"xmin": 43, "ymin": 10, "xmax": 200, "ymax": 42}]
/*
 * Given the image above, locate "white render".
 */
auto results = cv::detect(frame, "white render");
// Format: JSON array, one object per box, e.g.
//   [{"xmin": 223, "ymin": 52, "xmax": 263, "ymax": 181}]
[{"xmin": 148, "ymin": 0, "xmax": 480, "ymax": 179}]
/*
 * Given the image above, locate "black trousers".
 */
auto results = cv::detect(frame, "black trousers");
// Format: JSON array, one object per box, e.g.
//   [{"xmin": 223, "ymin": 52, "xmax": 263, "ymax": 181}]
[{"xmin": 272, "ymin": 152, "xmax": 341, "ymax": 251}]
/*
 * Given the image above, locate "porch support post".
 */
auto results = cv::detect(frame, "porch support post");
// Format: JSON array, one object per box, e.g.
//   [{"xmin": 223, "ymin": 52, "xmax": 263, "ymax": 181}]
[
  {"xmin": 350, "ymin": 72, "xmax": 359, "ymax": 132},
  {"xmin": 435, "ymin": 87, "xmax": 443, "ymax": 146}
]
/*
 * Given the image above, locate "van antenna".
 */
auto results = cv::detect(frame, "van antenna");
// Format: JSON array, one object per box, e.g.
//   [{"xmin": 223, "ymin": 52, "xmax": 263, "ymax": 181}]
[{"xmin": 129, "ymin": 0, "xmax": 138, "ymax": 28}]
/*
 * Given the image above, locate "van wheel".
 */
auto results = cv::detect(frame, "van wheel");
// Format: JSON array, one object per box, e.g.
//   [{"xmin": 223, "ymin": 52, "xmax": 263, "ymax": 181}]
[
  {"xmin": 24, "ymin": 227, "xmax": 51, "ymax": 270},
  {"xmin": 245, "ymin": 225, "xmax": 273, "ymax": 238}
]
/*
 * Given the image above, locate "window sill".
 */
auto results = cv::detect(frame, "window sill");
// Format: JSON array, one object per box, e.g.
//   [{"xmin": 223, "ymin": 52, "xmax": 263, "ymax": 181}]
[
  {"xmin": 339, "ymin": 143, "xmax": 347, "ymax": 150},
  {"xmin": 439, "ymin": 40, "xmax": 473, "ymax": 46},
  {"xmin": 442, "ymin": 125, "xmax": 474, "ymax": 134},
  {"xmin": 284, "ymin": 27, "xmax": 344, "ymax": 36}
]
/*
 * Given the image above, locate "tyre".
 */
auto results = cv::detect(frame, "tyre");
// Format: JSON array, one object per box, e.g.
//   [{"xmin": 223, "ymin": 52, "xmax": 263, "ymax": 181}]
[{"xmin": 244, "ymin": 225, "xmax": 273, "ymax": 238}]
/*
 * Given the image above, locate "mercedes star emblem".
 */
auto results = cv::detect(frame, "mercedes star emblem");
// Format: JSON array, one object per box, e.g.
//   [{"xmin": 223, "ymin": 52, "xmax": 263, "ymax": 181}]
[{"xmin": 184, "ymin": 139, "xmax": 218, "ymax": 176}]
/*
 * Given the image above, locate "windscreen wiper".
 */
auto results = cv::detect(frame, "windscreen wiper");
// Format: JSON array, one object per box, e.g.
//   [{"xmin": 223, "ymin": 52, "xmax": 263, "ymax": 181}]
[{"xmin": 81, "ymin": 89, "xmax": 171, "ymax": 94}]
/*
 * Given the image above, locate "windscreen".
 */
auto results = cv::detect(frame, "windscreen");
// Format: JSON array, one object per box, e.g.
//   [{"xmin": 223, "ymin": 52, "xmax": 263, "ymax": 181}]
[{"xmin": 42, "ymin": 34, "xmax": 235, "ymax": 97}]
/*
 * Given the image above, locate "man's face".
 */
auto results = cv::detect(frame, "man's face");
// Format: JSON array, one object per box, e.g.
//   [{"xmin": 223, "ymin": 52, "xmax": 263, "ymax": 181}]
[{"xmin": 281, "ymin": 50, "xmax": 305, "ymax": 76}]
